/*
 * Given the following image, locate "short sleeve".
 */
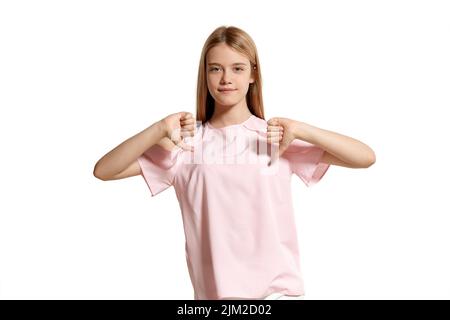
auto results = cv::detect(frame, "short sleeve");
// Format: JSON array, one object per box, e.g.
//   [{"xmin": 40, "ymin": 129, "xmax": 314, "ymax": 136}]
[
  {"xmin": 283, "ymin": 139, "xmax": 330, "ymax": 187},
  {"xmin": 137, "ymin": 143, "xmax": 182, "ymax": 197}
]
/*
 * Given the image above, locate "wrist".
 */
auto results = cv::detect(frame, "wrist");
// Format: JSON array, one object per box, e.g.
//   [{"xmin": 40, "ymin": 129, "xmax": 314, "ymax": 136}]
[
  {"xmin": 156, "ymin": 119, "xmax": 168, "ymax": 139},
  {"xmin": 294, "ymin": 121, "xmax": 309, "ymax": 140}
]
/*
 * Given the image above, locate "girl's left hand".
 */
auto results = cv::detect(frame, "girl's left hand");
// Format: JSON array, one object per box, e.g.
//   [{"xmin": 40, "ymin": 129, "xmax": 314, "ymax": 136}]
[{"xmin": 266, "ymin": 117, "xmax": 299, "ymax": 157}]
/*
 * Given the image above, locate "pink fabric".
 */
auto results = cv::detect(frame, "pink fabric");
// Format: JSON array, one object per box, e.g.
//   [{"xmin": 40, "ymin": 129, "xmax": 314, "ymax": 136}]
[{"xmin": 137, "ymin": 115, "xmax": 330, "ymax": 300}]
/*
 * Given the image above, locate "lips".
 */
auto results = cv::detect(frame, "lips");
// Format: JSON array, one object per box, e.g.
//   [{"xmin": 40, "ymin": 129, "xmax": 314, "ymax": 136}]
[{"xmin": 218, "ymin": 88, "xmax": 237, "ymax": 92}]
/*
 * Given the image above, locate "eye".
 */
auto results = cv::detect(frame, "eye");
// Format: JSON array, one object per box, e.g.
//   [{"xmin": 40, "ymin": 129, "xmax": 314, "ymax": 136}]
[{"xmin": 208, "ymin": 66, "xmax": 245, "ymax": 72}]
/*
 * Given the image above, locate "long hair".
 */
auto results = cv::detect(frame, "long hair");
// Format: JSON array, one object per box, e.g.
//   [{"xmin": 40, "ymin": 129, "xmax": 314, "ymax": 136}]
[{"xmin": 196, "ymin": 25, "xmax": 265, "ymax": 124}]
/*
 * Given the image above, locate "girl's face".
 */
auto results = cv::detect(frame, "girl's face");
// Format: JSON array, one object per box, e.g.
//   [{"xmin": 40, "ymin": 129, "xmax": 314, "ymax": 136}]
[{"xmin": 206, "ymin": 43, "xmax": 255, "ymax": 107}]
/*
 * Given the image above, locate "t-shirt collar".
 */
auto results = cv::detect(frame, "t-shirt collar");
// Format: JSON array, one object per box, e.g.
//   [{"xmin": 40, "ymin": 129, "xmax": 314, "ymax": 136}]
[{"xmin": 243, "ymin": 114, "xmax": 267, "ymax": 133}]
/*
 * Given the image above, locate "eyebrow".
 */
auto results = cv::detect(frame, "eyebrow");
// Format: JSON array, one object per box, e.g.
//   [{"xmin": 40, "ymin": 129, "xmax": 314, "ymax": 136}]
[{"xmin": 207, "ymin": 62, "xmax": 247, "ymax": 66}]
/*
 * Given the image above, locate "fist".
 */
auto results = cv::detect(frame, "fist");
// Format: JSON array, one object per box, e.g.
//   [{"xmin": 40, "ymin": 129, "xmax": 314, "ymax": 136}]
[
  {"xmin": 266, "ymin": 117, "xmax": 298, "ymax": 158},
  {"xmin": 160, "ymin": 112, "xmax": 196, "ymax": 151}
]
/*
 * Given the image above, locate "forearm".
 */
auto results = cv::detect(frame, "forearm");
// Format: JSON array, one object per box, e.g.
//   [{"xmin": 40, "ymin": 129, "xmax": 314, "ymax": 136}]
[
  {"xmin": 93, "ymin": 120, "xmax": 166, "ymax": 179},
  {"xmin": 294, "ymin": 121, "xmax": 376, "ymax": 167}
]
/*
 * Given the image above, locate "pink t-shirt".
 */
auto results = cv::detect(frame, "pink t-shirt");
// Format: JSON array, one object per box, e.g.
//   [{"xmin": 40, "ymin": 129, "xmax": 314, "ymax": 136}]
[{"xmin": 137, "ymin": 114, "xmax": 330, "ymax": 300}]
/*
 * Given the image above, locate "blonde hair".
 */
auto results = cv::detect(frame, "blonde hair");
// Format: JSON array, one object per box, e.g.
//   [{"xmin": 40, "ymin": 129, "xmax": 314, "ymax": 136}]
[{"xmin": 196, "ymin": 25, "xmax": 265, "ymax": 123}]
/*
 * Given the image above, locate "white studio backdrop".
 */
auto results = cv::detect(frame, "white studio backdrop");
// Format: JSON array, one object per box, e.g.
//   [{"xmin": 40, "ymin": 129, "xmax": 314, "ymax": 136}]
[{"xmin": 0, "ymin": 0, "xmax": 449, "ymax": 299}]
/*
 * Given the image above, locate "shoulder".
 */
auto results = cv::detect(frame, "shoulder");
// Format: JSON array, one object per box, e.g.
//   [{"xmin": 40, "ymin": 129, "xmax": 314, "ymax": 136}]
[{"xmin": 243, "ymin": 115, "xmax": 267, "ymax": 133}]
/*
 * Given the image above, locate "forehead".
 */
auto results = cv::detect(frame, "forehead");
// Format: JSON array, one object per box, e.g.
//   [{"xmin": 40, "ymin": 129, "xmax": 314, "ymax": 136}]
[{"xmin": 206, "ymin": 43, "xmax": 249, "ymax": 65}]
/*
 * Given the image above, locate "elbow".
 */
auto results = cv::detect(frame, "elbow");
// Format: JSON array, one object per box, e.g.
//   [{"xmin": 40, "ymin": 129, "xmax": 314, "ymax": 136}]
[
  {"xmin": 362, "ymin": 151, "xmax": 376, "ymax": 168},
  {"xmin": 93, "ymin": 168, "xmax": 104, "ymax": 181},
  {"xmin": 93, "ymin": 171, "xmax": 106, "ymax": 181},
  {"xmin": 93, "ymin": 163, "xmax": 109, "ymax": 181}
]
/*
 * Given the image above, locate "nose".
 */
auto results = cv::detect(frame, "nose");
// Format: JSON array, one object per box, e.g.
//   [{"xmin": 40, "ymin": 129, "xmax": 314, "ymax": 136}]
[{"xmin": 220, "ymin": 69, "xmax": 232, "ymax": 84}]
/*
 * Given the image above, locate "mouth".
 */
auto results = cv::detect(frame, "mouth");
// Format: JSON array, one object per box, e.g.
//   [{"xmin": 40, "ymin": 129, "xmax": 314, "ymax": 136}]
[{"xmin": 218, "ymin": 88, "xmax": 237, "ymax": 94}]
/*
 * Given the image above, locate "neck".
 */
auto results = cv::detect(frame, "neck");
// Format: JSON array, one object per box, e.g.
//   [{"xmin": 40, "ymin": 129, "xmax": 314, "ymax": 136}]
[{"xmin": 209, "ymin": 99, "xmax": 253, "ymax": 127}]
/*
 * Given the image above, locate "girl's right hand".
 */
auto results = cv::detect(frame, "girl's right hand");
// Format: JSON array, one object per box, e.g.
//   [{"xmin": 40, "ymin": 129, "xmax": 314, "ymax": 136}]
[{"xmin": 160, "ymin": 112, "xmax": 196, "ymax": 151}]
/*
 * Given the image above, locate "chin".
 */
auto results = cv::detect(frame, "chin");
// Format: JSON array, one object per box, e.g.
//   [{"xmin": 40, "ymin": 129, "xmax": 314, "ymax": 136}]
[
  {"xmin": 215, "ymin": 92, "xmax": 243, "ymax": 100},
  {"xmin": 216, "ymin": 99, "xmax": 241, "ymax": 107}
]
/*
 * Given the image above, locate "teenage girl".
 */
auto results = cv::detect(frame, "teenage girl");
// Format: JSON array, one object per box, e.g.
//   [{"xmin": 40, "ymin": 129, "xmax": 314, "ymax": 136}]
[{"xmin": 93, "ymin": 25, "xmax": 376, "ymax": 300}]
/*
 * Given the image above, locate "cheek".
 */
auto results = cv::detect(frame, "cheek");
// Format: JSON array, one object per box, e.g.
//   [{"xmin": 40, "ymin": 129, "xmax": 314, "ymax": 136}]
[
  {"xmin": 206, "ymin": 75, "xmax": 212, "ymax": 86},
  {"xmin": 206, "ymin": 77, "xmax": 216, "ymax": 92},
  {"xmin": 237, "ymin": 80, "xmax": 250, "ymax": 93},
  {"xmin": 238, "ymin": 75, "xmax": 251, "ymax": 87}
]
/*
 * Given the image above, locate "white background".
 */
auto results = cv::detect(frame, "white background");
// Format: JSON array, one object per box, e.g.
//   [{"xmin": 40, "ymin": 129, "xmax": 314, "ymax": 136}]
[{"xmin": 1, "ymin": 0, "xmax": 449, "ymax": 299}]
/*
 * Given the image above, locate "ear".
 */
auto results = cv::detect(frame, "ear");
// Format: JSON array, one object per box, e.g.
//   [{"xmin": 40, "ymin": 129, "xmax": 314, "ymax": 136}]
[{"xmin": 249, "ymin": 67, "xmax": 256, "ymax": 84}]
